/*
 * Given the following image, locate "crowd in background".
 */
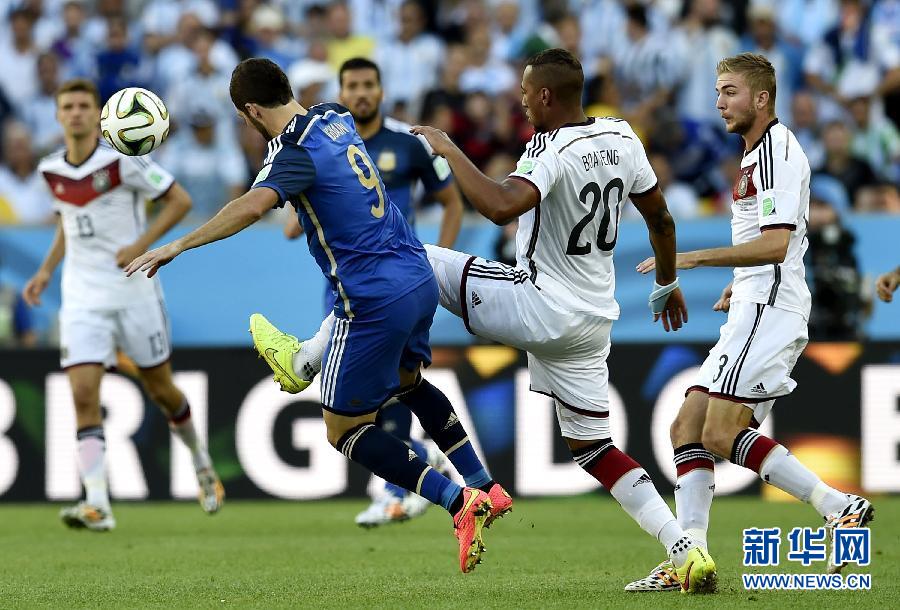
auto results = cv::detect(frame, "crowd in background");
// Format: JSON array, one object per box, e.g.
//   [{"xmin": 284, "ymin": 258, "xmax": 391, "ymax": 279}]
[{"xmin": 0, "ymin": 0, "xmax": 898, "ymax": 343}]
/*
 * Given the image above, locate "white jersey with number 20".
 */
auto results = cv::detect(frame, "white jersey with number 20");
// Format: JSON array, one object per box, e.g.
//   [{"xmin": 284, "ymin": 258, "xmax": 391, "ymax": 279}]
[{"xmin": 508, "ymin": 117, "xmax": 657, "ymax": 320}]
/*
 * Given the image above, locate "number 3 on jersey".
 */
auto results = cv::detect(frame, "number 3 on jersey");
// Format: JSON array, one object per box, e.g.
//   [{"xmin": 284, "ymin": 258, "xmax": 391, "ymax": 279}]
[
  {"xmin": 566, "ymin": 178, "xmax": 624, "ymax": 255},
  {"xmin": 346, "ymin": 144, "xmax": 386, "ymax": 218}
]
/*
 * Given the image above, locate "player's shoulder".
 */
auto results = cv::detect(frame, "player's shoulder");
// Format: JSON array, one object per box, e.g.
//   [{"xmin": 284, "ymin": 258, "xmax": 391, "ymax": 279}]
[
  {"xmin": 760, "ymin": 120, "xmax": 809, "ymax": 170},
  {"xmin": 37, "ymin": 147, "xmax": 67, "ymax": 172}
]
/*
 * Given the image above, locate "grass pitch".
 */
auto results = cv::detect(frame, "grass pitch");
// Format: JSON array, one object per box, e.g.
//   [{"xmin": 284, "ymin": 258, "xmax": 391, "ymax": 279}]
[{"xmin": 1, "ymin": 495, "xmax": 896, "ymax": 608}]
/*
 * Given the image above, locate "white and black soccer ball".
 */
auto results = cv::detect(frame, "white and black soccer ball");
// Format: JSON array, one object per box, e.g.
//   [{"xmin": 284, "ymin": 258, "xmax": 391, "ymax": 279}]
[{"xmin": 100, "ymin": 87, "xmax": 170, "ymax": 156}]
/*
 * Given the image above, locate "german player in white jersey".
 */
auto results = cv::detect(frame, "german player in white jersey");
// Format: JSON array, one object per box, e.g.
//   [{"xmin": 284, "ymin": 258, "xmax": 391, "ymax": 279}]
[
  {"xmin": 293, "ymin": 48, "xmax": 717, "ymax": 593},
  {"xmin": 22, "ymin": 79, "xmax": 224, "ymax": 530},
  {"xmin": 626, "ymin": 53, "xmax": 874, "ymax": 591}
]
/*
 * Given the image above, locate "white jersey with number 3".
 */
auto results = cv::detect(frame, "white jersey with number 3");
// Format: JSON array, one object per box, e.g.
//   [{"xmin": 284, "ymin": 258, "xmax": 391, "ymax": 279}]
[
  {"xmin": 38, "ymin": 141, "xmax": 175, "ymax": 310},
  {"xmin": 508, "ymin": 117, "xmax": 657, "ymax": 319},
  {"xmin": 730, "ymin": 120, "xmax": 811, "ymax": 319}
]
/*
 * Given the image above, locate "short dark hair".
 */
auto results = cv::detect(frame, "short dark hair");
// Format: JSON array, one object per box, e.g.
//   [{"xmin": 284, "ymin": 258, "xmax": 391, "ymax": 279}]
[
  {"xmin": 339, "ymin": 57, "xmax": 381, "ymax": 87},
  {"xmin": 525, "ymin": 48, "xmax": 584, "ymax": 105},
  {"xmin": 56, "ymin": 78, "xmax": 101, "ymax": 107},
  {"xmin": 230, "ymin": 58, "xmax": 293, "ymax": 111}
]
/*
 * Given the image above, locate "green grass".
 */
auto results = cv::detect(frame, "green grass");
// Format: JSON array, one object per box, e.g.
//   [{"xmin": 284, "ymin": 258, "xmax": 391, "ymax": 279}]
[{"xmin": 1, "ymin": 496, "xmax": 896, "ymax": 609}]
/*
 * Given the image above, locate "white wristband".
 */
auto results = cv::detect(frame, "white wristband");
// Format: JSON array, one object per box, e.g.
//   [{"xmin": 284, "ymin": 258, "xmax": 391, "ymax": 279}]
[{"xmin": 649, "ymin": 278, "xmax": 679, "ymax": 314}]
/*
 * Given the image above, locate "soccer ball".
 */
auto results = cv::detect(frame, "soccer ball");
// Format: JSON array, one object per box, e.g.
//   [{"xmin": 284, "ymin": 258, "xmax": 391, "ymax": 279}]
[{"xmin": 100, "ymin": 87, "xmax": 170, "ymax": 156}]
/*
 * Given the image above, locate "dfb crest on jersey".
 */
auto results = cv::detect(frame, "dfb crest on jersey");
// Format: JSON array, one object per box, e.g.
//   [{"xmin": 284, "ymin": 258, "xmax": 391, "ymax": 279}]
[
  {"xmin": 738, "ymin": 172, "xmax": 749, "ymax": 198},
  {"xmin": 92, "ymin": 169, "xmax": 111, "ymax": 193}
]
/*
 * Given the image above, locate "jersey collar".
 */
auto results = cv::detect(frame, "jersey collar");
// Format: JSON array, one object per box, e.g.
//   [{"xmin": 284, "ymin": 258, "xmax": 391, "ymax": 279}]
[
  {"xmin": 64, "ymin": 140, "xmax": 100, "ymax": 168},
  {"xmin": 558, "ymin": 117, "xmax": 596, "ymax": 129},
  {"xmin": 745, "ymin": 118, "xmax": 779, "ymax": 154}
]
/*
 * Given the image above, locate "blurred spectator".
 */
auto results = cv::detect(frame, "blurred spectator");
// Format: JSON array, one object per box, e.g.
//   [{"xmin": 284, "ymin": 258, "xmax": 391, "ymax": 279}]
[
  {"xmin": 96, "ymin": 15, "xmax": 149, "ymax": 102},
  {"xmin": 841, "ymin": 65, "xmax": 900, "ymax": 182},
  {"xmin": 22, "ymin": 52, "xmax": 65, "ymax": 156},
  {"xmin": 806, "ymin": 196, "xmax": 864, "ymax": 339},
  {"xmin": 0, "ymin": 9, "xmax": 40, "ymax": 114},
  {"xmin": 576, "ymin": 0, "xmax": 628, "ymax": 76},
  {"xmin": 453, "ymin": 91, "xmax": 514, "ymax": 170},
  {"xmin": 167, "ymin": 27, "xmax": 239, "ymax": 143},
  {"xmin": 155, "ymin": 12, "xmax": 238, "ymax": 98},
  {"xmin": 83, "ymin": 0, "xmax": 127, "ymax": 48},
  {"xmin": 248, "ymin": 4, "xmax": 300, "ymax": 70},
  {"xmin": 490, "ymin": 0, "xmax": 529, "ymax": 62},
  {"xmin": 739, "ymin": 3, "xmax": 804, "ymax": 124},
  {"xmin": 674, "ymin": 0, "xmax": 738, "ymax": 126},
  {"xmin": 817, "ymin": 121, "xmax": 879, "ymax": 207},
  {"xmin": 651, "ymin": 115, "xmax": 735, "ymax": 200},
  {"xmin": 376, "ymin": 0, "xmax": 444, "ymax": 118},
  {"xmin": 873, "ymin": 0, "xmax": 900, "ymax": 126},
  {"xmin": 775, "ymin": 0, "xmax": 839, "ymax": 47},
  {"xmin": 854, "ymin": 183, "xmax": 900, "ymax": 213},
  {"xmin": 650, "ymin": 152, "xmax": 700, "ymax": 220},
  {"xmin": 804, "ymin": 0, "xmax": 900, "ymax": 120},
  {"xmin": 326, "ymin": 1, "xmax": 375, "ymax": 70},
  {"xmin": 49, "ymin": 0, "xmax": 96, "ymax": 78},
  {"xmin": 421, "ymin": 43, "xmax": 469, "ymax": 118},
  {"xmin": 157, "ymin": 107, "xmax": 247, "ymax": 220},
  {"xmin": 613, "ymin": 3, "xmax": 681, "ymax": 129},
  {"xmin": 459, "ymin": 24, "xmax": 516, "ymax": 96},
  {"xmin": 142, "ymin": 0, "xmax": 219, "ymax": 55},
  {"xmin": 811, "ymin": 173, "xmax": 852, "ymax": 214},
  {"xmin": 0, "ymin": 121, "xmax": 54, "ymax": 225},
  {"xmin": 288, "ymin": 39, "xmax": 337, "ymax": 108},
  {"xmin": 790, "ymin": 90, "xmax": 825, "ymax": 167}
]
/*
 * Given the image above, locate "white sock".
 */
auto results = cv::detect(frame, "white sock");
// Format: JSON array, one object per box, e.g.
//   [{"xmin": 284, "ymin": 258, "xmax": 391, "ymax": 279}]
[
  {"xmin": 675, "ymin": 469, "xmax": 715, "ymax": 551},
  {"xmin": 169, "ymin": 401, "xmax": 211, "ymax": 472},
  {"xmin": 759, "ymin": 445, "xmax": 846, "ymax": 517},
  {"xmin": 77, "ymin": 427, "xmax": 110, "ymax": 510},
  {"xmin": 293, "ymin": 313, "xmax": 335, "ymax": 378},
  {"xmin": 609, "ymin": 468, "xmax": 686, "ymax": 554}
]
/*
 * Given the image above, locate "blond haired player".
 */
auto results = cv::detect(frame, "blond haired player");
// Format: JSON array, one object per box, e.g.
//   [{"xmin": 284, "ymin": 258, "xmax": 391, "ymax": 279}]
[
  {"xmin": 293, "ymin": 48, "xmax": 717, "ymax": 593},
  {"xmin": 626, "ymin": 53, "xmax": 873, "ymax": 591},
  {"xmin": 23, "ymin": 79, "xmax": 224, "ymax": 530}
]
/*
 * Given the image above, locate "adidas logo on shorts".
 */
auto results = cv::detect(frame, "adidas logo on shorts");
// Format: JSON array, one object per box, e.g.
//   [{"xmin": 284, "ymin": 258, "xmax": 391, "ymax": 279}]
[
  {"xmin": 750, "ymin": 382, "xmax": 767, "ymax": 395},
  {"xmin": 471, "ymin": 291, "xmax": 483, "ymax": 307}
]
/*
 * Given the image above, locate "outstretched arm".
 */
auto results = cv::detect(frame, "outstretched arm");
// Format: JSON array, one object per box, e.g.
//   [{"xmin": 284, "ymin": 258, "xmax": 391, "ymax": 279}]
[
  {"xmin": 637, "ymin": 228, "xmax": 790, "ymax": 273},
  {"xmin": 115, "ymin": 183, "xmax": 192, "ymax": 268},
  {"xmin": 125, "ymin": 187, "xmax": 278, "ymax": 278},
  {"xmin": 410, "ymin": 126, "xmax": 538, "ymax": 224}
]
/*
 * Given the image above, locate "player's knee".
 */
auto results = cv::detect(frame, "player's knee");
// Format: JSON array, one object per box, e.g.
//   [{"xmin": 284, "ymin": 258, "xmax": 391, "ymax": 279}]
[{"xmin": 700, "ymin": 422, "xmax": 735, "ymax": 459}]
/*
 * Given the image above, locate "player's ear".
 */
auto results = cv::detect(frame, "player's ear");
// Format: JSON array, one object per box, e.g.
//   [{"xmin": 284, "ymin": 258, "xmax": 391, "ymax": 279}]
[
  {"xmin": 756, "ymin": 90, "xmax": 769, "ymax": 112},
  {"xmin": 540, "ymin": 87, "xmax": 551, "ymax": 107}
]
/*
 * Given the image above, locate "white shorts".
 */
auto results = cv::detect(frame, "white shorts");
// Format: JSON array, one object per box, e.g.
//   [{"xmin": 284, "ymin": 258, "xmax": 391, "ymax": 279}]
[
  {"xmin": 60, "ymin": 299, "xmax": 172, "ymax": 370},
  {"xmin": 689, "ymin": 300, "xmax": 808, "ymax": 425},
  {"xmin": 426, "ymin": 244, "xmax": 614, "ymax": 439}
]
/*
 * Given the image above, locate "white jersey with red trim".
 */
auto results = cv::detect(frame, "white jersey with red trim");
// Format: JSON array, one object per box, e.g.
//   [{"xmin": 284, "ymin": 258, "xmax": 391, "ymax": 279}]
[
  {"xmin": 730, "ymin": 120, "xmax": 811, "ymax": 319},
  {"xmin": 508, "ymin": 117, "xmax": 657, "ymax": 319},
  {"xmin": 38, "ymin": 141, "xmax": 175, "ymax": 309}
]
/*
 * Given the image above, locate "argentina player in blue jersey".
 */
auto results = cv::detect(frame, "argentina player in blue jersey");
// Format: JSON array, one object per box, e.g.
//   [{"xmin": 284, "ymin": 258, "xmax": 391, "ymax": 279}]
[
  {"xmin": 125, "ymin": 58, "xmax": 510, "ymax": 573},
  {"xmin": 306, "ymin": 57, "xmax": 464, "ymax": 528}
]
